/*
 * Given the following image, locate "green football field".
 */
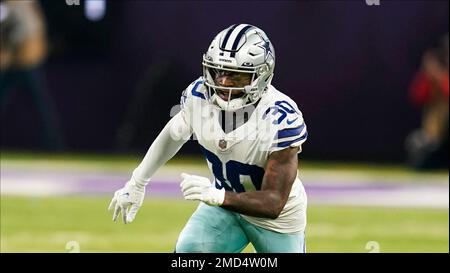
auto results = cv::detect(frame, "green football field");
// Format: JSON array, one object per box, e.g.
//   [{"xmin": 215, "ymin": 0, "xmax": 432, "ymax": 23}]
[
  {"xmin": 1, "ymin": 195, "xmax": 448, "ymax": 253},
  {"xmin": 0, "ymin": 152, "xmax": 448, "ymax": 253}
]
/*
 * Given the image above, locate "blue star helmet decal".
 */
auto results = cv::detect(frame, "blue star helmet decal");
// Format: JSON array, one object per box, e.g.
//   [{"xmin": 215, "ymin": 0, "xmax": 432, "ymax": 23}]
[{"xmin": 255, "ymin": 32, "xmax": 274, "ymax": 61}]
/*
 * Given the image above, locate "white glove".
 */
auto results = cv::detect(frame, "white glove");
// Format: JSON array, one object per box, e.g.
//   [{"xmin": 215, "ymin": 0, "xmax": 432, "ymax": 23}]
[
  {"xmin": 108, "ymin": 180, "xmax": 145, "ymax": 224},
  {"xmin": 180, "ymin": 173, "xmax": 225, "ymax": 206}
]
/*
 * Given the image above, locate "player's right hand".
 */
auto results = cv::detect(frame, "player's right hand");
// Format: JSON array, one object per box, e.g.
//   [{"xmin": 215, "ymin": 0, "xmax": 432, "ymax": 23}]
[{"xmin": 108, "ymin": 181, "xmax": 145, "ymax": 224}]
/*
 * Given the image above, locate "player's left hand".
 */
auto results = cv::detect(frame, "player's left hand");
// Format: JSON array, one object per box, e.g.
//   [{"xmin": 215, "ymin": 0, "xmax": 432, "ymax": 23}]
[{"xmin": 180, "ymin": 173, "xmax": 225, "ymax": 206}]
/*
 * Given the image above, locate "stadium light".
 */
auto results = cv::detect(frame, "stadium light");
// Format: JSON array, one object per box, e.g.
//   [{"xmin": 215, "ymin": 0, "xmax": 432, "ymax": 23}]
[
  {"xmin": 84, "ymin": 0, "xmax": 106, "ymax": 22},
  {"xmin": 0, "ymin": 2, "xmax": 9, "ymax": 23}
]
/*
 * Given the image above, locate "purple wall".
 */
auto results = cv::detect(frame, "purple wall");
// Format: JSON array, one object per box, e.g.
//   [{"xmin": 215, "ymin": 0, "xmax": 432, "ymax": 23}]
[{"xmin": 1, "ymin": 0, "xmax": 448, "ymax": 162}]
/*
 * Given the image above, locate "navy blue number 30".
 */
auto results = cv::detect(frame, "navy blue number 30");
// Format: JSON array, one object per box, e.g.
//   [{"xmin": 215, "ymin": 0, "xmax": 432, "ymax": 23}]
[{"xmin": 200, "ymin": 146, "xmax": 265, "ymax": 193}]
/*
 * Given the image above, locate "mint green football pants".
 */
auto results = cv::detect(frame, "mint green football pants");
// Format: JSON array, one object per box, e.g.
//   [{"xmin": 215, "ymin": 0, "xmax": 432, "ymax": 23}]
[{"xmin": 175, "ymin": 203, "xmax": 306, "ymax": 253}]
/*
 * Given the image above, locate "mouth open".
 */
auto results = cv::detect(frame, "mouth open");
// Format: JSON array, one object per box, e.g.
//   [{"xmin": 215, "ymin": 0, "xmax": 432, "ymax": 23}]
[{"xmin": 216, "ymin": 89, "xmax": 244, "ymax": 101}]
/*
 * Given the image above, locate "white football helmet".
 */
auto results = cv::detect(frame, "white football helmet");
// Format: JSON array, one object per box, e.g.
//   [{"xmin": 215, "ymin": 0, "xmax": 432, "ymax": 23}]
[{"xmin": 202, "ymin": 24, "xmax": 276, "ymax": 111}]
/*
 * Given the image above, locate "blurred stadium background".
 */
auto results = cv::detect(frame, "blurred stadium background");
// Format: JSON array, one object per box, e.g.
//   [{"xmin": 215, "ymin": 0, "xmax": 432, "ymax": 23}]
[{"xmin": 0, "ymin": 0, "xmax": 448, "ymax": 253}]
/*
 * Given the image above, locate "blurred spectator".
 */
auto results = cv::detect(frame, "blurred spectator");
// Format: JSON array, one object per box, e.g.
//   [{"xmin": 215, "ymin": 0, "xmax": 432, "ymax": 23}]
[
  {"xmin": 406, "ymin": 34, "xmax": 449, "ymax": 170},
  {"xmin": 0, "ymin": 0, "xmax": 64, "ymax": 150},
  {"xmin": 115, "ymin": 57, "xmax": 191, "ymax": 152}
]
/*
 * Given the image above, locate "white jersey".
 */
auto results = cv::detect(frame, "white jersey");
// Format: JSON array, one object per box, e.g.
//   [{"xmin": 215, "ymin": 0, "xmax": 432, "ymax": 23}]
[{"xmin": 179, "ymin": 77, "xmax": 308, "ymax": 234}]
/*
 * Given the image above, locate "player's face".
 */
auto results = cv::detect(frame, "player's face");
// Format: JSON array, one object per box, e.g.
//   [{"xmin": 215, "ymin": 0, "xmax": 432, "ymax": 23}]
[{"xmin": 213, "ymin": 70, "xmax": 252, "ymax": 101}]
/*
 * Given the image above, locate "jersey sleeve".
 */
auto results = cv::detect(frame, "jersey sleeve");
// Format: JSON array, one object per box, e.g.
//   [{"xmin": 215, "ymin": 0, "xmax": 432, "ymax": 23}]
[
  {"xmin": 268, "ymin": 101, "xmax": 308, "ymax": 154},
  {"xmin": 129, "ymin": 78, "xmax": 207, "ymax": 187},
  {"xmin": 178, "ymin": 77, "xmax": 206, "ymax": 130}
]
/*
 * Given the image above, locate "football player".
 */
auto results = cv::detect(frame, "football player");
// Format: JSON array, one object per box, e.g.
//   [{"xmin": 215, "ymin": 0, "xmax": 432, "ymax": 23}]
[{"xmin": 109, "ymin": 24, "xmax": 308, "ymax": 253}]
